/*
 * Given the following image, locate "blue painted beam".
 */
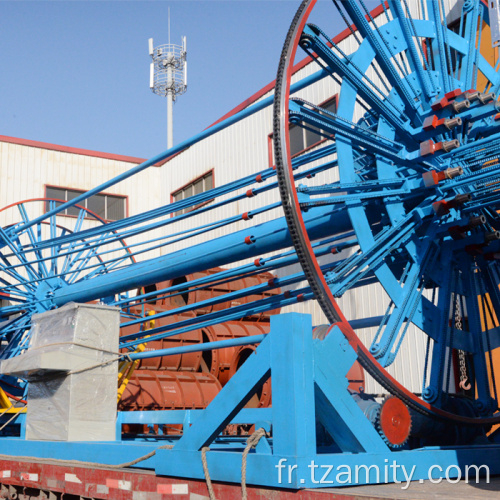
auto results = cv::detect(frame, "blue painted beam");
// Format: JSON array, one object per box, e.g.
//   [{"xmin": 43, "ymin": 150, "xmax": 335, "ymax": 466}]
[{"xmin": 53, "ymin": 204, "xmax": 354, "ymax": 305}]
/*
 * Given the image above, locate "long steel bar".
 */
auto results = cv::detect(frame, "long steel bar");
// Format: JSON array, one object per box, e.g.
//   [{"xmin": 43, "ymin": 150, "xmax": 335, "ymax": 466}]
[
  {"xmin": 52, "ymin": 204, "xmax": 354, "ymax": 306},
  {"xmin": 7, "ymin": 67, "xmax": 331, "ymax": 237}
]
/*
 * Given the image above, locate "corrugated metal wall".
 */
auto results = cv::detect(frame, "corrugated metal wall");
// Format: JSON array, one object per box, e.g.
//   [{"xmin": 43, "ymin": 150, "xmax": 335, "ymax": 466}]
[{"xmin": 0, "ymin": 141, "xmax": 164, "ymax": 264}]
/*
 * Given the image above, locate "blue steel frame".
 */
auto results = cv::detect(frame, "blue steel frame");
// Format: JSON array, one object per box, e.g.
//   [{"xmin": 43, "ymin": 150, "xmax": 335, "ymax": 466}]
[
  {"xmin": 1, "ymin": 0, "xmax": 500, "ymax": 491},
  {"xmin": 1, "ymin": 314, "xmax": 500, "ymax": 489}
]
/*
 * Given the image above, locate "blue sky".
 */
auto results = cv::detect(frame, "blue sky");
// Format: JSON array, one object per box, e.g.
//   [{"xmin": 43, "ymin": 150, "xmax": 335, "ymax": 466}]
[{"xmin": 1, "ymin": 1, "xmax": 365, "ymax": 159}]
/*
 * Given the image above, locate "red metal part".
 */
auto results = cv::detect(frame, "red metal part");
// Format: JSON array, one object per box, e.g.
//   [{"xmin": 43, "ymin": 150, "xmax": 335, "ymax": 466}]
[
  {"xmin": 431, "ymin": 88, "xmax": 463, "ymax": 111},
  {"xmin": 203, "ymin": 321, "xmax": 270, "ymax": 385},
  {"xmin": 0, "ymin": 458, "xmax": 396, "ymax": 500},
  {"xmin": 151, "ymin": 267, "xmax": 281, "ymax": 319},
  {"xmin": 465, "ymin": 244, "xmax": 485, "ymax": 256},
  {"xmin": 431, "ymin": 96, "xmax": 450, "ymax": 111},
  {"xmin": 378, "ymin": 396, "xmax": 412, "ymax": 447},
  {"xmin": 444, "ymin": 88, "xmax": 463, "ymax": 100},
  {"xmin": 121, "ymin": 310, "xmax": 203, "ymax": 372},
  {"xmin": 484, "ymin": 252, "xmax": 500, "ymax": 260},
  {"xmin": 432, "ymin": 200, "xmax": 450, "ymax": 216},
  {"xmin": 422, "ymin": 169, "xmax": 445, "ymax": 186},
  {"xmin": 229, "ymin": 345, "xmax": 272, "ymax": 408},
  {"xmin": 121, "ymin": 302, "xmax": 271, "ymax": 383},
  {"xmin": 422, "ymin": 115, "xmax": 445, "ymax": 131},
  {"xmin": 119, "ymin": 371, "xmax": 221, "ymax": 411},
  {"xmin": 420, "ymin": 140, "xmax": 445, "ymax": 156}
]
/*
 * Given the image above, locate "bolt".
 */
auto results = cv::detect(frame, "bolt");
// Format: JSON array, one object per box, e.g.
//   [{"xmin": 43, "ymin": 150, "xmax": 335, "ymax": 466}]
[
  {"xmin": 299, "ymin": 34, "xmax": 314, "ymax": 50},
  {"xmin": 444, "ymin": 117, "xmax": 462, "ymax": 130},
  {"xmin": 454, "ymin": 193, "xmax": 471, "ymax": 205},
  {"xmin": 478, "ymin": 92, "xmax": 496, "ymax": 104},
  {"xmin": 451, "ymin": 100, "xmax": 470, "ymax": 113},
  {"xmin": 465, "ymin": 90, "xmax": 481, "ymax": 102},
  {"xmin": 442, "ymin": 140, "xmax": 460, "ymax": 153},
  {"xmin": 468, "ymin": 215, "xmax": 486, "ymax": 227},
  {"xmin": 485, "ymin": 231, "xmax": 500, "ymax": 242},
  {"xmin": 444, "ymin": 166, "xmax": 463, "ymax": 179}
]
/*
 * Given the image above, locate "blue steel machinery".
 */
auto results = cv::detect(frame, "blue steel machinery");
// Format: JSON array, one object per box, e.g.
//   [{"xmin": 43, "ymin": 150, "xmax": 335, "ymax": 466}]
[{"xmin": 1, "ymin": 0, "xmax": 500, "ymax": 490}]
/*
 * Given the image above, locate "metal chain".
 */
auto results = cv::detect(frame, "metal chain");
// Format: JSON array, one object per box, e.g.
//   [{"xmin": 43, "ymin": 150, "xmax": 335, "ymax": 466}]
[{"xmin": 455, "ymin": 294, "xmax": 471, "ymax": 391}]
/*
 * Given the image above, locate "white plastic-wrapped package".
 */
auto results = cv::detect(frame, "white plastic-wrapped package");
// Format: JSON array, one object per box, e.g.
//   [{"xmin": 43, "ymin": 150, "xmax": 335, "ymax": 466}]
[{"xmin": 0, "ymin": 302, "xmax": 119, "ymax": 441}]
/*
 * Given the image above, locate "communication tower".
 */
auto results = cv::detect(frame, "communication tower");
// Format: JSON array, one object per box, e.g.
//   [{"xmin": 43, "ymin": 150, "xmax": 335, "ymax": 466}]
[{"xmin": 149, "ymin": 17, "xmax": 187, "ymax": 148}]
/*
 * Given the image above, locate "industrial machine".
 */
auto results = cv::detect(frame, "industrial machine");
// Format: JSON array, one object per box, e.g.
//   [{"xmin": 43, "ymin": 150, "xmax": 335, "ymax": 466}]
[{"xmin": 1, "ymin": 0, "xmax": 500, "ymax": 495}]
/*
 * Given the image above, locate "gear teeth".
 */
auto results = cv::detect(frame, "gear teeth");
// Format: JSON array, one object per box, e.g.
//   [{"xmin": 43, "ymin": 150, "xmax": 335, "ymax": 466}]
[{"xmin": 375, "ymin": 396, "xmax": 412, "ymax": 449}]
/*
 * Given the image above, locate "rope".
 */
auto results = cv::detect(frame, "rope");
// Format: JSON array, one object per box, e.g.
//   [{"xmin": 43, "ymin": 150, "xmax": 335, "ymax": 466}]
[
  {"xmin": 22, "ymin": 341, "xmax": 132, "ymax": 382},
  {"xmin": 0, "ymin": 412, "xmax": 19, "ymax": 431},
  {"xmin": 26, "ymin": 341, "xmax": 128, "ymax": 359},
  {"xmin": 241, "ymin": 427, "xmax": 267, "ymax": 500},
  {"xmin": 0, "ymin": 405, "xmax": 14, "ymax": 418},
  {"xmin": 201, "ymin": 446, "xmax": 216, "ymax": 500},
  {"xmin": 0, "ymin": 444, "xmax": 173, "ymax": 470},
  {"xmin": 0, "ymin": 404, "xmax": 24, "ymax": 432}
]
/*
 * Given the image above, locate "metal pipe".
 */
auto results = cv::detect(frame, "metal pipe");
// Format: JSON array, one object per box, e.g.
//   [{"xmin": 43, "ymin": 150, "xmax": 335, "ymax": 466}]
[
  {"xmin": 167, "ymin": 57, "xmax": 174, "ymax": 149},
  {"xmin": 128, "ymin": 334, "xmax": 266, "ymax": 361},
  {"xmin": 12, "ymin": 66, "xmax": 330, "ymax": 235},
  {"xmin": 53, "ymin": 203, "xmax": 354, "ymax": 305}
]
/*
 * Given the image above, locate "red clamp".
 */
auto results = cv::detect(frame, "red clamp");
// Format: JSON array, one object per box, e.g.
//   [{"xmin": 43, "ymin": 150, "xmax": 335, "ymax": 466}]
[
  {"xmin": 433, "ymin": 194, "xmax": 471, "ymax": 216},
  {"xmin": 254, "ymin": 258, "xmax": 263, "ymax": 267},
  {"xmin": 431, "ymin": 89, "xmax": 469, "ymax": 113},
  {"xmin": 465, "ymin": 244, "xmax": 484, "ymax": 256},
  {"xmin": 244, "ymin": 235, "xmax": 255, "ymax": 245},
  {"xmin": 431, "ymin": 89, "xmax": 462, "ymax": 110},
  {"xmin": 267, "ymin": 278, "xmax": 276, "ymax": 287},
  {"xmin": 423, "ymin": 115, "xmax": 446, "ymax": 131},
  {"xmin": 445, "ymin": 88, "xmax": 464, "ymax": 100},
  {"xmin": 284, "ymin": 291, "xmax": 291, "ymax": 299},
  {"xmin": 420, "ymin": 139, "xmax": 459, "ymax": 157},
  {"xmin": 297, "ymin": 293, "xmax": 305, "ymax": 302},
  {"xmin": 255, "ymin": 174, "xmax": 263, "ymax": 183},
  {"xmin": 242, "ymin": 212, "xmax": 253, "ymax": 221},
  {"xmin": 432, "ymin": 200, "xmax": 451, "ymax": 216},
  {"xmin": 448, "ymin": 215, "xmax": 485, "ymax": 239},
  {"xmin": 422, "ymin": 170, "xmax": 446, "ymax": 187},
  {"xmin": 423, "ymin": 115, "xmax": 462, "ymax": 132},
  {"xmin": 246, "ymin": 189, "xmax": 255, "ymax": 198},
  {"xmin": 330, "ymin": 247, "xmax": 339, "ymax": 254}
]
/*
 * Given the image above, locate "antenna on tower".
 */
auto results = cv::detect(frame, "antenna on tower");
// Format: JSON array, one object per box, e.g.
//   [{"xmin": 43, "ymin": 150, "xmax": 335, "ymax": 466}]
[{"xmin": 148, "ymin": 15, "xmax": 187, "ymax": 149}]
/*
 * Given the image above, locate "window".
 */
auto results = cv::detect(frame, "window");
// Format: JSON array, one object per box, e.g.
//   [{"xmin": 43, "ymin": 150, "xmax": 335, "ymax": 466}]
[
  {"xmin": 269, "ymin": 95, "xmax": 338, "ymax": 166},
  {"xmin": 45, "ymin": 186, "xmax": 126, "ymax": 221},
  {"xmin": 171, "ymin": 171, "xmax": 214, "ymax": 216}
]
